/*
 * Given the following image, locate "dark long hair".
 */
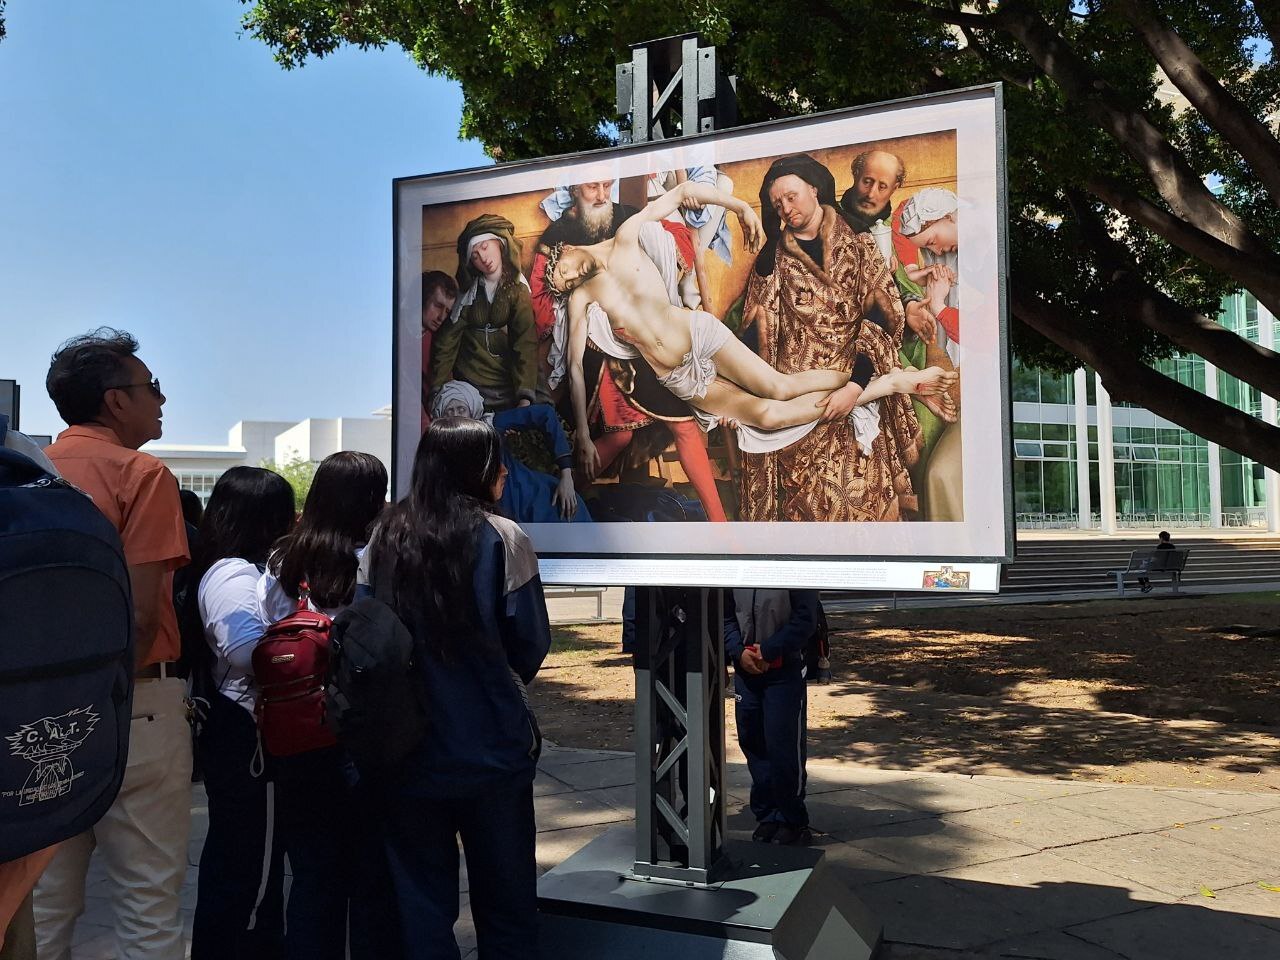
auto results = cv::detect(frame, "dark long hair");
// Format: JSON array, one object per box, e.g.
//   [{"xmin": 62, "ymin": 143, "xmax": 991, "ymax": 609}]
[
  {"xmin": 178, "ymin": 467, "xmax": 293, "ymax": 689},
  {"xmin": 269, "ymin": 451, "xmax": 388, "ymax": 609},
  {"xmin": 378, "ymin": 417, "xmax": 502, "ymax": 661},
  {"xmin": 193, "ymin": 467, "xmax": 296, "ymax": 581}
]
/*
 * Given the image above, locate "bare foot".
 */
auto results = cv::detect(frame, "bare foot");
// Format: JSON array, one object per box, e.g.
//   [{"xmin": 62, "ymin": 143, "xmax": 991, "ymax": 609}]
[
  {"xmin": 919, "ymin": 389, "xmax": 959, "ymax": 423},
  {"xmin": 897, "ymin": 365, "xmax": 959, "ymax": 397},
  {"xmin": 902, "ymin": 366, "xmax": 959, "ymax": 423}
]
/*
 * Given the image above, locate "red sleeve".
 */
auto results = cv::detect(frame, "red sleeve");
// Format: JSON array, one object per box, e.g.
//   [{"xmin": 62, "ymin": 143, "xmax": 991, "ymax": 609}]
[
  {"xmin": 891, "ymin": 204, "xmax": 918, "ymax": 269},
  {"xmin": 938, "ymin": 306, "xmax": 959, "ymax": 343},
  {"xmin": 528, "ymin": 251, "xmax": 557, "ymax": 342}
]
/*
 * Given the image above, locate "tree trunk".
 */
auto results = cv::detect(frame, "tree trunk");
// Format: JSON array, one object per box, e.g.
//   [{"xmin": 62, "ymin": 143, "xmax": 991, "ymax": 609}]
[{"xmin": 1012, "ymin": 289, "xmax": 1280, "ymax": 471}]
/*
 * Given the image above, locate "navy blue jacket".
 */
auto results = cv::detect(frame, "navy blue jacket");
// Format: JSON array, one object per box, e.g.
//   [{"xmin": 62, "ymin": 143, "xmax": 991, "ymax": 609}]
[
  {"xmin": 390, "ymin": 515, "xmax": 551, "ymax": 799},
  {"xmin": 723, "ymin": 589, "xmax": 819, "ymax": 669}
]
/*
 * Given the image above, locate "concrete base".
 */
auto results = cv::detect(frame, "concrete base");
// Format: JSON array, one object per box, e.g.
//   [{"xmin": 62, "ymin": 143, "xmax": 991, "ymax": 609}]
[{"xmin": 537, "ymin": 826, "xmax": 882, "ymax": 959}]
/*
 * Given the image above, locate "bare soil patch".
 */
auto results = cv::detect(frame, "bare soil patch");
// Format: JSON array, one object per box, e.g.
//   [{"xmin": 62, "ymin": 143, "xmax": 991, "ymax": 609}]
[{"xmin": 528, "ymin": 594, "xmax": 1280, "ymax": 792}]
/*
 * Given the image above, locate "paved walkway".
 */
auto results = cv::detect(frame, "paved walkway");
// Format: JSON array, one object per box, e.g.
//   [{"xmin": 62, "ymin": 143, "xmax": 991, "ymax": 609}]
[{"xmin": 68, "ymin": 746, "xmax": 1280, "ymax": 959}]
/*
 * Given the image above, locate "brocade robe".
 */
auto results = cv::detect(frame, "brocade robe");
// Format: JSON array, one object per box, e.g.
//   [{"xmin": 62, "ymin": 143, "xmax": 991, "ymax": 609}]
[{"xmin": 739, "ymin": 207, "xmax": 922, "ymax": 522}]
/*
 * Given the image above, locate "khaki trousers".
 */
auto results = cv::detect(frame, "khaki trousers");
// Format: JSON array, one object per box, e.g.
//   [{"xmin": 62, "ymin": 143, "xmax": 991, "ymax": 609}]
[{"xmin": 33, "ymin": 678, "xmax": 193, "ymax": 960}]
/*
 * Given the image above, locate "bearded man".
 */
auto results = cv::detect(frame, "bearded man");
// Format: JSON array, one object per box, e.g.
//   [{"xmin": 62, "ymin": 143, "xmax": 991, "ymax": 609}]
[
  {"xmin": 838, "ymin": 150, "xmax": 962, "ymax": 517},
  {"xmin": 740, "ymin": 154, "xmax": 924, "ymax": 522},
  {"xmin": 529, "ymin": 180, "xmax": 728, "ymax": 521}
]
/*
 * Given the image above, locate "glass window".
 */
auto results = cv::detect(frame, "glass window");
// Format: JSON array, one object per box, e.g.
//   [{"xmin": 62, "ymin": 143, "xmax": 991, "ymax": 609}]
[
  {"xmin": 1015, "ymin": 441, "xmax": 1042, "ymax": 459},
  {"xmin": 1012, "ymin": 363, "xmax": 1040, "ymax": 402},
  {"xmin": 1042, "ymin": 422, "xmax": 1070, "ymax": 441},
  {"xmin": 1013, "ymin": 460, "xmax": 1043, "ymax": 514},
  {"xmin": 1014, "ymin": 422, "xmax": 1039, "ymax": 440},
  {"xmin": 1133, "ymin": 445, "xmax": 1158, "ymax": 461},
  {"xmin": 1041, "ymin": 460, "xmax": 1077, "ymax": 514},
  {"xmin": 1114, "ymin": 445, "xmax": 1132, "ymax": 461},
  {"xmin": 1041, "ymin": 373, "xmax": 1071, "ymax": 404},
  {"xmin": 1158, "ymin": 448, "xmax": 1181, "ymax": 462},
  {"xmin": 1042, "ymin": 443, "xmax": 1071, "ymax": 459}
]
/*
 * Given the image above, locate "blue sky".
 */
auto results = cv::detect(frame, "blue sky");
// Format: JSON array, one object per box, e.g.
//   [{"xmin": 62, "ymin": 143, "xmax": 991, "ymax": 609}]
[{"xmin": 0, "ymin": 0, "xmax": 487, "ymax": 442}]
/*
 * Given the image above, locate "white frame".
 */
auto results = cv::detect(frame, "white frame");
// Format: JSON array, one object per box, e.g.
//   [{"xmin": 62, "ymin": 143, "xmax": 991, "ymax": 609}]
[{"xmin": 392, "ymin": 85, "xmax": 1012, "ymax": 589}]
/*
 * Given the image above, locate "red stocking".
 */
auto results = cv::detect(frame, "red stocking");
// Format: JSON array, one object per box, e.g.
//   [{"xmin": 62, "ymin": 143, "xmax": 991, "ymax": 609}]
[
  {"xmin": 670, "ymin": 420, "xmax": 728, "ymax": 522},
  {"xmin": 594, "ymin": 430, "xmax": 633, "ymax": 474}
]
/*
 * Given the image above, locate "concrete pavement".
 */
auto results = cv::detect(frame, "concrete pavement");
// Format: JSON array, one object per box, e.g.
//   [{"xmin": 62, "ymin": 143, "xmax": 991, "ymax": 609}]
[{"xmin": 67, "ymin": 744, "xmax": 1280, "ymax": 958}]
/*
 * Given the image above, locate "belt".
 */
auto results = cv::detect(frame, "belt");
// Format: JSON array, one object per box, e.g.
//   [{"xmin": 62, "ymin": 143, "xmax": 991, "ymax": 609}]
[{"xmin": 136, "ymin": 661, "xmax": 179, "ymax": 681}]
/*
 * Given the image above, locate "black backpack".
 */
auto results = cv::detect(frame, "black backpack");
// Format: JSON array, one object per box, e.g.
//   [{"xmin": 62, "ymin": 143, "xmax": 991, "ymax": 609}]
[
  {"xmin": 326, "ymin": 554, "xmax": 427, "ymax": 771},
  {"xmin": 0, "ymin": 418, "xmax": 134, "ymax": 862}
]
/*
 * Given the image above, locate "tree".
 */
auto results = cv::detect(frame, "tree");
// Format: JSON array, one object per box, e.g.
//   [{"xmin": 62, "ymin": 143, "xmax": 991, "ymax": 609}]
[
  {"xmin": 239, "ymin": 0, "xmax": 1280, "ymax": 468},
  {"xmin": 260, "ymin": 454, "xmax": 316, "ymax": 512}
]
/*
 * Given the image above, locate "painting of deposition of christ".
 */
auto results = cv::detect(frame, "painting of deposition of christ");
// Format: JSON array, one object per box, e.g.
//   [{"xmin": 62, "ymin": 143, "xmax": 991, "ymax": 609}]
[{"xmin": 393, "ymin": 86, "xmax": 1010, "ymax": 572}]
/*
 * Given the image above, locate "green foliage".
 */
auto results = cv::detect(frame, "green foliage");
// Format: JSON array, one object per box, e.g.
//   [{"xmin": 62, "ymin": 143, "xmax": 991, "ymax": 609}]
[
  {"xmin": 236, "ymin": 0, "xmax": 1278, "ymax": 377},
  {"xmin": 260, "ymin": 455, "xmax": 315, "ymax": 511}
]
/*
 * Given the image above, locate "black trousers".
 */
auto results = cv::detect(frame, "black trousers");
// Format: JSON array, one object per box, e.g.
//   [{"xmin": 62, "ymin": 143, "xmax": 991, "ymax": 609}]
[
  {"xmin": 273, "ymin": 746, "xmax": 403, "ymax": 960},
  {"xmin": 192, "ymin": 692, "xmax": 285, "ymax": 960},
  {"xmin": 379, "ymin": 781, "xmax": 537, "ymax": 960},
  {"xmin": 735, "ymin": 661, "xmax": 809, "ymax": 827}
]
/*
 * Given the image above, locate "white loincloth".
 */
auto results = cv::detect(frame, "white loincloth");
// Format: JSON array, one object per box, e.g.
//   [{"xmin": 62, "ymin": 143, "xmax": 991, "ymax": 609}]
[
  {"xmin": 657, "ymin": 309, "xmax": 733, "ymax": 401},
  {"xmin": 585, "ymin": 304, "xmax": 883, "ymax": 455}
]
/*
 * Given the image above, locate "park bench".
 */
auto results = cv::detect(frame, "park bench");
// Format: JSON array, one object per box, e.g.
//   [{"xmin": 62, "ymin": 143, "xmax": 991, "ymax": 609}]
[
  {"xmin": 1106, "ymin": 547, "xmax": 1190, "ymax": 596},
  {"xmin": 543, "ymin": 584, "xmax": 607, "ymax": 620}
]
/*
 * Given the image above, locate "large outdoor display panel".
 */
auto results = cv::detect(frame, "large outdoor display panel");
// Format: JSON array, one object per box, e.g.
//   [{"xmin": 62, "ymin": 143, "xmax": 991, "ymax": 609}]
[{"xmin": 394, "ymin": 85, "xmax": 1011, "ymax": 588}]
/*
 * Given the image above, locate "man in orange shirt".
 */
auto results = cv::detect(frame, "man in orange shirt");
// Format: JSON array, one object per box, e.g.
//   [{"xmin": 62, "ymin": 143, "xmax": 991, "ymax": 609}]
[{"xmin": 34, "ymin": 329, "xmax": 192, "ymax": 960}]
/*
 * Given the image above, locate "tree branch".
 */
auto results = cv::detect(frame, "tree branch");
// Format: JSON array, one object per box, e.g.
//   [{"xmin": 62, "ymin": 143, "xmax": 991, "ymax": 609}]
[
  {"xmin": 1252, "ymin": 0, "xmax": 1280, "ymax": 55},
  {"xmin": 1065, "ymin": 187, "xmax": 1280, "ymax": 399},
  {"xmin": 1011, "ymin": 289, "xmax": 1280, "ymax": 470},
  {"xmin": 1084, "ymin": 173, "xmax": 1280, "ymax": 318},
  {"xmin": 951, "ymin": 1, "xmax": 1039, "ymax": 89},
  {"xmin": 1116, "ymin": 0, "xmax": 1280, "ymax": 206},
  {"xmin": 994, "ymin": 0, "xmax": 1272, "ymax": 262},
  {"xmin": 891, "ymin": 0, "xmax": 997, "ymax": 31}
]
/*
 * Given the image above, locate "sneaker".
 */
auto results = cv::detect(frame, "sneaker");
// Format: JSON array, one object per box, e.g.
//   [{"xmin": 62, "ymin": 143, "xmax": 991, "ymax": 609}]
[
  {"xmin": 772, "ymin": 823, "xmax": 812, "ymax": 846},
  {"xmin": 1141, "ymin": 582, "xmax": 1153, "ymax": 593},
  {"xmin": 751, "ymin": 821, "xmax": 780, "ymax": 843}
]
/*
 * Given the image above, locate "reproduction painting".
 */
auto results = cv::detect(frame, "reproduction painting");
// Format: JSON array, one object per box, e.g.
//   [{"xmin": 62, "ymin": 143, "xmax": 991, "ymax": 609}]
[{"xmin": 393, "ymin": 85, "xmax": 1011, "ymax": 584}]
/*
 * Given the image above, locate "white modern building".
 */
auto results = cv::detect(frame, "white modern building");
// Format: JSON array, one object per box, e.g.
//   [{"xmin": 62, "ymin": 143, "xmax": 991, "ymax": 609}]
[{"xmin": 145, "ymin": 413, "xmax": 391, "ymax": 503}]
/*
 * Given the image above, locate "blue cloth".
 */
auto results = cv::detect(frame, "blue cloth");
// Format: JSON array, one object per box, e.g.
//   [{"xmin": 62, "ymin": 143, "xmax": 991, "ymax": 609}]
[
  {"xmin": 733, "ymin": 663, "xmax": 809, "ymax": 827},
  {"xmin": 380, "ymin": 520, "xmax": 552, "ymax": 800},
  {"xmin": 191, "ymin": 692, "xmax": 285, "ymax": 960},
  {"xmin": 273, "ymin": 747, "xmax": 401, "ymax": 960},
  {"xmin": 724, "ymin": 589, "xmax": 818, "ymax": 827},
  {"xmin": 493, "ymin": 405, "xmax": 591, "ymax": 524},
  {"xmin": 380, "ymin": 781, "xmax": 537, "ymax": 960},
  {"xmin": 723, "ymin": 589, "xmax": 819, "ymax": 665}
]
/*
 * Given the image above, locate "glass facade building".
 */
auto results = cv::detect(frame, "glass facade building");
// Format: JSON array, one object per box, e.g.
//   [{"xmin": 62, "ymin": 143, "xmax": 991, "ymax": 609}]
[{"xmin": 1012, "ymin": 292, "xmax": 1279, "ymax": 529}]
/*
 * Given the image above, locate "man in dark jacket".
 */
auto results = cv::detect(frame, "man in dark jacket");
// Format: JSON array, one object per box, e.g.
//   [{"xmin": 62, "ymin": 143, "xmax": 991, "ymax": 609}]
[{"xmin": 724, "ymin": 588, "xmax": 819, "ymax": 845}]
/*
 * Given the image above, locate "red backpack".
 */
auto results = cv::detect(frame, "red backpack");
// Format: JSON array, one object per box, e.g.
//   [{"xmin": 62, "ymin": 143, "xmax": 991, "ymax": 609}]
[{"xmin": 252, "ymin": 584, "xmax": 338, "ymax": 757}]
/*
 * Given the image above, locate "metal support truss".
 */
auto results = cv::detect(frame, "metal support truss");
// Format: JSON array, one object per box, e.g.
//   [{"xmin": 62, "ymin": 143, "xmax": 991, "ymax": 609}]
[
  {"xmin": 632, "ymin": 587, "xmax": 727, "ymax": 884},
  {"xmin": 616, "ymin": 33, "xmax": 737, "ymax": 144}
]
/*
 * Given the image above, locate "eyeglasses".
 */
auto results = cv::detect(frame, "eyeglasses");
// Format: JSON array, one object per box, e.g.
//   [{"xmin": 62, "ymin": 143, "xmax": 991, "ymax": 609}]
[{"xmin": 107, "ymin": 378, "xmax": 163, "ymax": 399}]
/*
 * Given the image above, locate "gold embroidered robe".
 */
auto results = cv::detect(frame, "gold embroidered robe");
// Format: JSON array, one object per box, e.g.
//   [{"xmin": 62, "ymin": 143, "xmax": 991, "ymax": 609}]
[{"xmin": 739, "ymin": 207, "xmax": 922, "ymax": 522}]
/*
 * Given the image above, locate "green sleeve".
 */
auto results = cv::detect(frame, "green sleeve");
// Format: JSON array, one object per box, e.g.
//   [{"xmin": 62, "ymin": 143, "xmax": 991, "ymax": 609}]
[
  {"xmin": 430, "ymin": 310, "xmax": 466, "ymax": 393},
  {"xmin": 508, "ymin": 285, "xmax": 538, "ymax": 403}
]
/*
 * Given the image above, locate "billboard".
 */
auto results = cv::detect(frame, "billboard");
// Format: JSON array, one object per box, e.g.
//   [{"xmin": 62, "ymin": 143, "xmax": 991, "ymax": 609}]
[{"xmin": 393, "ymin": 85, "xmax": 1010, "ymax": 588}]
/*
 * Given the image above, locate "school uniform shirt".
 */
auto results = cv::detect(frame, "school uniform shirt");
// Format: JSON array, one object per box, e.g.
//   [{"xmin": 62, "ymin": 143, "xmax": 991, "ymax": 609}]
[
  {"xmin": 198, "ymin": 558, "xmax": 270, "ymax": 713},
  {"xmin": 361, "ymin": 514, "xmax": 552, "ymax": 799},
  {"xmin": 255, "ymin": 548, "xmax": 366, "ymax": 624}
]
